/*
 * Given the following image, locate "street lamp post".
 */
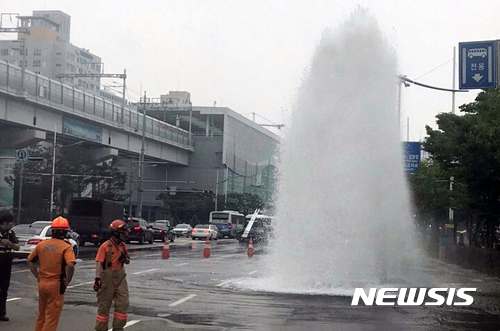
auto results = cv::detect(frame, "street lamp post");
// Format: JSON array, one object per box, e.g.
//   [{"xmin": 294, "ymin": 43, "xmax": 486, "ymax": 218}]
[
  {"xmin": 49, "ymin": 129, "xmax": 85, "ymax": 220},
  {"xmin": 50, "ymin": 127, "xmax": 57, "ymax": 220},
  {"xmin": 137, "ymin": 91, "xmax": 147, "ymax": 219},
  {"xmin": 17, "ymin": 160, "xmax": 24, "ymax": 223}
]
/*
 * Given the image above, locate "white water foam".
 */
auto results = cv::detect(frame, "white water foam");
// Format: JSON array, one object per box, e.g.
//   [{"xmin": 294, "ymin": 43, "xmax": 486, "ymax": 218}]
[{"xmin": 235, "ymin": 9, "xmax": 419, "ymax": 295}]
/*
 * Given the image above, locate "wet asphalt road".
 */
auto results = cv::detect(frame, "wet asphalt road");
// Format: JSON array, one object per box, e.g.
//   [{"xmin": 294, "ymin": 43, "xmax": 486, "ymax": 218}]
[{"xmin": 4, "ymin": 238, "xmax": 500, "ymax": 330}]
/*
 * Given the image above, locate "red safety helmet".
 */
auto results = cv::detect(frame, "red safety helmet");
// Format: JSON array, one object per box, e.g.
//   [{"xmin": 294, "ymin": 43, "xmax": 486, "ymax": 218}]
[
  {"xmin": 51, "ymin": 216, "xmax": 70, "ymax": 230},
  {"xmin": 109, "ymin": 220, "xmax": 129, "ymax": 233}
]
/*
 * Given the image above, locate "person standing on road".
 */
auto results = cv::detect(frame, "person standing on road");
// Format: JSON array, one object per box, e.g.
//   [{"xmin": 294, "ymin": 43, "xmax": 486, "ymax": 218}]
[
  {"xmin": 27, "ymin": 216, "xmax": 76, "ymax": 331},
  {"xmin": 0, "ymin": 211, "xmax": 19, "ymax": 322},
  {"xmin": 94, "ymin": 219, "xmax": 130, "ymax": 331}
]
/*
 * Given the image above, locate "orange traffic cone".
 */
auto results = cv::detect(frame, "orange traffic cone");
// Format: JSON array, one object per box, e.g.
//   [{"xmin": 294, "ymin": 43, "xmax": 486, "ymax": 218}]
[
  {"xmin": 203, "ymin": 237, "xmax": 211, "ymax": 258},
  {"xmin": 247, "ymin": 237, "xmax": 254, "ymax": 258},
  {"xmin": 162, "ymin": 237, "xmax": 170, "ymax": 259}
]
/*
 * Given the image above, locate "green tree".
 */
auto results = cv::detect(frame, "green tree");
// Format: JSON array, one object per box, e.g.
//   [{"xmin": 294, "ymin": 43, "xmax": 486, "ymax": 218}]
[
  {"xmin": 220, "ymin": 192, "xmax": 266, "ymax": 215},
  {"xmin": 6, "ymin": 144, "xmax": 128, "ymax": 221},
  {"xmin": 423, "ymin": 88, "xmax": 500, "ymax": 247},
  {"xmin": 160, "ymin": 190, "xmax": 214, "ymax": 225}
]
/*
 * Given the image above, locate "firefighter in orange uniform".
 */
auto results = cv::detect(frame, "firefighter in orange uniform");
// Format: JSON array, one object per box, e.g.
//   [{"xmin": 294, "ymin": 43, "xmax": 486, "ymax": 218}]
[
  {"xmin": 94, "ymin": 220, "xmax": 130, "ymax": 331},
  {"xmin": 27, "ymin": 216, "xmax": 76, "ymax": 331}
]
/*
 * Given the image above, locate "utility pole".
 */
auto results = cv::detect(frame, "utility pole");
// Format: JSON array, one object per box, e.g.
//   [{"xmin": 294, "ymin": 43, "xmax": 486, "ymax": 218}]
[
  {"xmin": 449, "ymin": 47, "xmax": 457, "ymax": 244},
  {"xmin": 122, "ymin": 69, "xmax": 126, "ymax": 123},
  {"xmin": 137, "ymin": 91, "xmax": 146, "ymax": 218},
  {"xmin": 17, "ymin": 160, "xmax": 24, "ymax": 223},
  {"xmin": 20, "ymin": 36, "xmax": 26, "ymax": 89},
  {"xmin": 50, "ymin": 126, "xmax": 57, "ymax": 220},
  {"xmin": 215, "ymin": 170, "xmax": 219, "ymax": 211},
  {"xmin": 0, "ymin": 13, "xmax": 30, "ymax": 90},
  {"xmin": 407, "ymin": 117, "xmax": 410, "ymax": 142}
]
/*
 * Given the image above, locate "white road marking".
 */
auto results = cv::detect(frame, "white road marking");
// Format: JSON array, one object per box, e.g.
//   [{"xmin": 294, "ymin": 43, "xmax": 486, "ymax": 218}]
[
  {"xmin": 7, "ymin": 297, "xmax": 21, "ymax": 302},
  {"xmin": 67, "ymin": 281, "xmax": 94, "ymax": 289},
  {"xmin": 108, "ymin": 320, "xmax": 140, "ymax": 330},
  {"xmin": 157, "ymin": 313, "xmax": 171, "ymax": 318},
  {"xmin": 216, "ymin": 280, "xmax": 232, "ymax": 287},
  {"xmin": 174, "ymin": 263, "xmax": 188, "ymax": 267},
  {"xmin": 133, "ymin": 268, "xmax": 158, "ymax": 275},
  {"xmin": 11, "ymin": 270, "xmax": 30, "ymax": 274},
  {"xmin": 248, "ymin": 270, "xmax": 258, "ymax": 275},
  {"xmin": 144, "ymin": 253, "xmax": 159, "ymax": 257},
  {"xmin": 168, "ymin": 294, "xmax": 197, "ymax": 307}
]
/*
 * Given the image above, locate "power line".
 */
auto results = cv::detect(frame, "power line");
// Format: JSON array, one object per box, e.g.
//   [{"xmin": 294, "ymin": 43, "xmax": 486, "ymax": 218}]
[{"xmin": 414, "ymin": 59, "xmax": 453, "ymax": 81}]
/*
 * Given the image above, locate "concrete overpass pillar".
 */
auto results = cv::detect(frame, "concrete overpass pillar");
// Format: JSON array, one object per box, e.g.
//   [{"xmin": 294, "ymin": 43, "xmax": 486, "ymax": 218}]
[{"xmin": 0, "ymin": 129, "xmax": 46, "ymax": 149}]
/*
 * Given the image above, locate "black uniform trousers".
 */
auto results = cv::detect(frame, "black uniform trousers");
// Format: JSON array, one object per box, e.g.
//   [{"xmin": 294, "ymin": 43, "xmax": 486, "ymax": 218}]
[{"xmin": 0, "ymin": 254, "xmax": 13, "ymax": 317}]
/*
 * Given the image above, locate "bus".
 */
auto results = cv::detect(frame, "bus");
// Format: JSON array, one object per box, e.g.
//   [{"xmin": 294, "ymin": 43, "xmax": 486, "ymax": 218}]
[
  {"xmin": 209, "ymin": 210, "xmax": 245, "ymax": 239},
  {"xmin": 241, "ymin": 213, "xmax": 275, "ymax": 244}
]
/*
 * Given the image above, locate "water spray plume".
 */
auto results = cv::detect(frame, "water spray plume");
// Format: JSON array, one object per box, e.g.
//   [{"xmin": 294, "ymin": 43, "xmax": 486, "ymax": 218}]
[{"xmin": 242, "ymin": 9, "xmax": 419, "ymax": 295}]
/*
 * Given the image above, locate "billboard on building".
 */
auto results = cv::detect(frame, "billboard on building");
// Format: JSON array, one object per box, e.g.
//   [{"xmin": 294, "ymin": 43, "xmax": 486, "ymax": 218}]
[{"xmin": 63, "ymin": 117, "xmax": 103, "ymax": 142}]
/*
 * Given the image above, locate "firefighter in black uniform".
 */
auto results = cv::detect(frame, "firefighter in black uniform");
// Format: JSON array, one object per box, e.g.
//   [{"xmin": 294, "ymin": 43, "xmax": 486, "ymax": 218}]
[{"xmin": 0, "ymin": 211, "xmax": 19, "ymax": 322}]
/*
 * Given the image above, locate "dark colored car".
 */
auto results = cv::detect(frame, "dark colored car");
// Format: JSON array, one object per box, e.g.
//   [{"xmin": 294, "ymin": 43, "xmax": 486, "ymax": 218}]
[
  {"xmin": 126, "ymin": 218, "xmax": 154, "ymax": 244},
  {"xmin": 152, "ymin": 224, "xmax": 175, "ymax": 242}
]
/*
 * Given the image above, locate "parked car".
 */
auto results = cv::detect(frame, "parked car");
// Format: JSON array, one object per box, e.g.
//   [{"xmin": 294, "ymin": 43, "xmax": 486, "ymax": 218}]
[
  {"xmin": 126, "ymin": 217, "xmax": 154, "ymax": 244},
  {"xmin": 172, "ymin": 223, "xmax": 193, "ymax": 237},
  {"xmin": 151, "ymin": 223, "xmax": 175, "ymax": 242},
  {"xmin": 191, "ymin": 224, "xmax": 219, "ymax": 240},
  {"xmin": 13, "ymin": 222, "xmax": 79, "ymax": 258}
]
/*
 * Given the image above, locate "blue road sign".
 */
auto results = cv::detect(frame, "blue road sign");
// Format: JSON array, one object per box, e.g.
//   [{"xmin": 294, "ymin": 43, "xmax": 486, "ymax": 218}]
[
  {"xmin": 403, "ymin": 142, "xmax": 421, "ymax": 174},
  {"xmin": 459, "ymin": 40, "xmax": 497, "ymax": 90},
  {"xmin": 16, "ymin": 149, "xmax": 28, "ymax": 161},
  {"xmin": 25, "ymin": 177, "xmax": 41, "ymax": 185}
]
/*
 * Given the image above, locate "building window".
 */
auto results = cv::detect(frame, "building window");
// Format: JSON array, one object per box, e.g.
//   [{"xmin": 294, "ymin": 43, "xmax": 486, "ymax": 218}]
[
  {"xmin": 33, "ymin": 48, "xmax": 42, "ymax": 56},
  {"xmin": 33, "ymin": 60, "xmax": 41, "ymax": 67},
  {"xmin": 1, "ymin": 49, "xmax": 8, "ymax": 56},
  {"xmin": 56, "ymin": 52, "xmax": 62, "ymax": 56},
  {"xmin": 56, "ymin": 63, "xmax": 61, "ymax": 67},
  {"xmin": 19, "ymin": 48, "xmax": 28, "ymax": 56}
]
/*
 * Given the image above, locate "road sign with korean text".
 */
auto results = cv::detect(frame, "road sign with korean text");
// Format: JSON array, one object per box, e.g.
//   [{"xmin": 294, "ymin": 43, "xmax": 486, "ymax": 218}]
[
  {"xmin": 403, "ymin": 142, "xmax": 421, "ymax": 174},
  {"xmin": 459, "ymin": 40, "xmax": 497, "ymax": 90}
]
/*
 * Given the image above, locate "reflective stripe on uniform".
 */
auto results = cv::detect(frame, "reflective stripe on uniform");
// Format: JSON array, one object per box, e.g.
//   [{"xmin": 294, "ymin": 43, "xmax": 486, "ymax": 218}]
[
  {"xmin": 96, "ymin": 314, "xmax": 109, "ymax": 323},
  {"xmin": 113, "ymin": 311, "xmax": 127, "ymax": 320}
]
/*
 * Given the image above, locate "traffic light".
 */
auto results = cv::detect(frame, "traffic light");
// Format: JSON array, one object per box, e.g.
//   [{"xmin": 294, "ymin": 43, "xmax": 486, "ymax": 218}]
[{"xmin": 201, "ymin": 190, "xmax": 213, "ymax": 195}]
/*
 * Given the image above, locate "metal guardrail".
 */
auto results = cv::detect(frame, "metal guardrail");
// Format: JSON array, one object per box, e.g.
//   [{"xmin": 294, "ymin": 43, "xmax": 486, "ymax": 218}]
[{"xmin": 0, "ymin": 60, "xmax": 193, "ymax": 150}]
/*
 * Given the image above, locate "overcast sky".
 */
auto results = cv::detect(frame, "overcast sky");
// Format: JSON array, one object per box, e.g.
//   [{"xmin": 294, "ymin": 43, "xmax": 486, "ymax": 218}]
[{"xmin": 3, "ymin": 1, "xmax": 500, "ymax": 140}]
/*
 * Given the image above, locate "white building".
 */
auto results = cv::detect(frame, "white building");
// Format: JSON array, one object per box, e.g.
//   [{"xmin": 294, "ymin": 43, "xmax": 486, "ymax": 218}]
[{"xmin": 0, "ymin": 10, "xmax": 102, "ymax": 93}]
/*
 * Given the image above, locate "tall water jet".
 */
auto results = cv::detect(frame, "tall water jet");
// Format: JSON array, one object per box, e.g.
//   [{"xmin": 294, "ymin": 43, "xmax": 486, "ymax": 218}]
[{"xmin": 249, "ymin": 9, "xmax": 417, "ymax": 294}]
